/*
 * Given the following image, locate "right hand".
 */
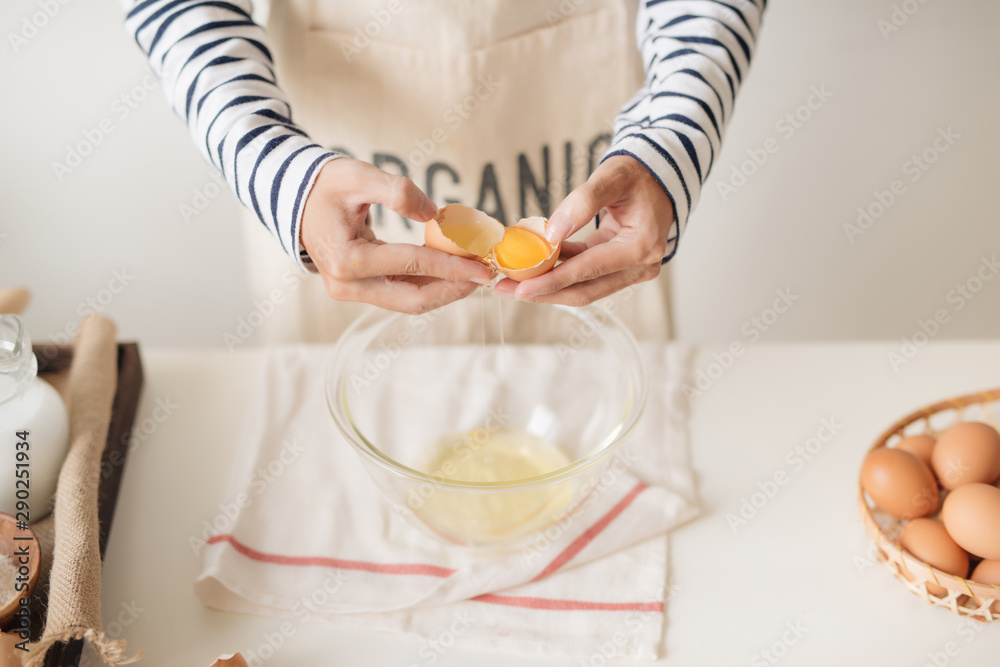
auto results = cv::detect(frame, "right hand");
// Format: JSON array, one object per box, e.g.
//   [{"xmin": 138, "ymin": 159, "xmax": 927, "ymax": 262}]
[{"xmin": 300, "ymin": 159, "xmax": 493, "ymax": 315}]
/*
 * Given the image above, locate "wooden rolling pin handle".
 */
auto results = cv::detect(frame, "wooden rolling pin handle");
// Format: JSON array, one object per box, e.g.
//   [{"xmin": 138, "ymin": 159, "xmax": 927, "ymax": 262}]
[{"xmin": 0, "ymin": 287, "xmax": 31, "ymax": 315}]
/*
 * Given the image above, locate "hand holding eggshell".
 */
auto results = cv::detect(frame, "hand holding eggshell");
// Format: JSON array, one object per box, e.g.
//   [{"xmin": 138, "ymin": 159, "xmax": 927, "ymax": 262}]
[
  {"xmin": 425, "ymin": 204, "xmax": 560, "ymax": 281},
  {"xmin": 499, "ymin": 155, "xmax": 674, "ymax": 305},
  {"xmin": 300, "ymin": 159, "xmax": 494, "ymax": 315}
]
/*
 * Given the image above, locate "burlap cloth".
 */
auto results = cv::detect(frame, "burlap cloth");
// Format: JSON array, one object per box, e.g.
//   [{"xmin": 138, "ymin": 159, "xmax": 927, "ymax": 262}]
[{"xmin": 22, "ymin": 315, "xmax": 136, "ymax": 666}]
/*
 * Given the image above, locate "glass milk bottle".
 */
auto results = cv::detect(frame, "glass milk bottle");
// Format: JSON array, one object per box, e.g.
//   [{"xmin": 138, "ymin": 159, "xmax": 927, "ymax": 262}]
[{"xmin": 0, "ymin": 314, "xmax": 70, "ymax": 521}]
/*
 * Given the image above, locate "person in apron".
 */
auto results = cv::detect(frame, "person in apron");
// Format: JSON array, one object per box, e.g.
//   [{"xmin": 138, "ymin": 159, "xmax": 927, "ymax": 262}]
[{"xmin": 121, "ymin": 0, "xmax": 764, "ymax": 344}]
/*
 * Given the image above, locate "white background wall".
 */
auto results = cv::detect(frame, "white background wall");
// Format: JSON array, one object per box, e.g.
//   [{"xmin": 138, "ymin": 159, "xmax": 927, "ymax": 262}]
[
  {"xmin": 671, "ymin": 0, "xmax": 1000, "ymax": 344},
  {"xmin": 1, "ymin": 0, "xmax": 997, "ymax": 348}
]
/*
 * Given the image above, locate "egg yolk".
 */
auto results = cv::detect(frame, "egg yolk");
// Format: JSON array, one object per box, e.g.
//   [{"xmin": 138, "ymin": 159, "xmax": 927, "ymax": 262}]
[
  {"xmin": 493, "ymin": 227, "xmax": 551, "ymax": 270},
  {"xmin": 442, "ymin": 222, "xmax": 498, "ymax": 257}
]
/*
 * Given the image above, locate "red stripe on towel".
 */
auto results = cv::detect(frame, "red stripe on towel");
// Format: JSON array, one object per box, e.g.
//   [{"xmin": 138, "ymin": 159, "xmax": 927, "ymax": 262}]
[
  {"xmin": 207, "ymin": 534, "xmax": 455, "ymax": 578},
  {"xmin": 473, "ymin": 593, "xmax": 663, "ymax": 613},
  {"xmin": 532, "ymin": 481, "xmax": 649, "ymax": 581}
]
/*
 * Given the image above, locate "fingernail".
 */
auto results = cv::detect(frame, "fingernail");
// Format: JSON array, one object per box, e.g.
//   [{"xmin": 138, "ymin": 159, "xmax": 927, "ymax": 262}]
[
  {"xmin": 471, "ymin": 276, "xmax": 493, "ymax": 286},
  {"xmin": 545, "ymin": 210, "xmax": 572, "ymax": 243},
  {"xmin": 421, "ymin": 201, "xmax": 439, "ymax": 221}
]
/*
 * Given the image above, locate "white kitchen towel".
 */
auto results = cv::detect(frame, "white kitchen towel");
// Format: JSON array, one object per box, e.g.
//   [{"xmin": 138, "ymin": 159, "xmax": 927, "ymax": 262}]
[{"xmin": 194, "ymin": 342, "xmax": 698, "ymax": 660}]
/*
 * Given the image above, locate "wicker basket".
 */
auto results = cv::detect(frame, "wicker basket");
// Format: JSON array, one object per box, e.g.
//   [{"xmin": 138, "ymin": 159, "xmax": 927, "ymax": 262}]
[{"xmin": 859, "ymin": 388, "xmax": 1000, "ymax": 620}]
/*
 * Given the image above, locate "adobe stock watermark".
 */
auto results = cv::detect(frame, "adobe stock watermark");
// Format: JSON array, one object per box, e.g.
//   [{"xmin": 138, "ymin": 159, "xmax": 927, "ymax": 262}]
[
  {"xmin": 43, "ymin": 268, "xmax": 136, "ymax": 346},
  {"xmin": 877, "ymin": 0, "xmax": 933, "ymax": 41},
  {"xmin": 555, "ymin": 285, "xmax": 637, "ymax": 361},
  {"xmin": 683, "ymin": 288, "xmax": 799, "ymax": 400},
  {"xmin": 502, "ymin": 115, "xmax": 614, "ymax": 220},
  {"xmin": 521, "ymin": 445, "xmax": 638, "ymax": 564},
  {"xmin": 406, "ymin": 610, "xmax": 475, "ymax": 667},
  {"xmin": 76, "ymin": 600, "xmax": 144, "ymax": 667},
  {"xmin": 188, "ymin": 438, "xmax": 306, "ymax": 554},
  {"xmin": 7, "ymin": 0, "xmax": 74, "ymax": 54},
  {"xmin": 727, "ymin": 417, "xmax": 843, "ymax": 534},
  {"xmin": 345, "ymin": 309, "xmax": 437, "ymax": 390},
  {"xmin": 223, "ymin": 270, "xmax": 308, "ymax": 350},
  {"xmin": 404, "ymin": 73, "xmax": 504, "ymax": 170},
  {"xmin": 179, "ymin": 169, "xmax": 228, "ymax": 223},
  {"xmin": 544, "ymin": 0, "xmax": 587, "ymax": 24},
  {"xmin": 51, "ymin": 72, "xmax": 160, "ymax": 182},
  {"xmin": 180, "ymin": 128, "xmax": 279, "ymax": 224},
  {"xmin": 852, "ymin": 540, "xmax": 885, "ymax": 576},
  {"xmin": 717, "ymin": 85, "xmax": 833, "ymax": 202},
  {"xmin": 577, "ymin": 583, "xmax": 681, "ymax": 666},
  {"xmin": 339, "ymin": 0, "xmax": 403, "ymax": 62},
  {"xmin": 750, "ymin": 619, "xmax": 809, "ymax": 667},
  {"xmin": 239, "ymin": 622, "xmax": 297, "ymax": 667},
  {"xmin": 346, "ymin": 280, "xmax": 478, "ymax": 388},
  {"xmin": 289, "ymin": 572, "xmax": 351, "ymax": 623},
  {"xmin": 393, "ymin": 407, "xmax": 510, "ymax": 518},
  {"xmin": 843, "ymin": 126, "xmax": 959, "ymax": 244},
  {"xmin": 101, "ymin": 395, "xmax": 180, "ymax": 479},
  {"xmin": 917, "ymin": 615, "xmax": 992, "ymax": 667},
  {"xmin": 886, "ymin": 254, "xmax": 999, "ymax": 372}
]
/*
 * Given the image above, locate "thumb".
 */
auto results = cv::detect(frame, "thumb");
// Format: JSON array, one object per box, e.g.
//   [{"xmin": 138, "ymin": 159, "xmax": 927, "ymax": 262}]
[
  {"xmin": 544, "ymin": 177, "xmax": 615, "ymax": 244},
  {"xmin": 370, "ymin": 168, "xmax": 439, "ymax": 222}
]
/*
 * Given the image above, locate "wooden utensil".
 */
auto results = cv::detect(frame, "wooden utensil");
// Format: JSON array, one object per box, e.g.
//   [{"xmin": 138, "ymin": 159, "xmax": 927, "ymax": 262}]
[{"xmin": 0, "ymin": 288, "xmax": 30, "ymax": 316}]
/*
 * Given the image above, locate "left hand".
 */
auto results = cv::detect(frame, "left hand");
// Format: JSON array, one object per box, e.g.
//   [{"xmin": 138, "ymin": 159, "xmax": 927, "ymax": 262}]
[{"xmin": 494, "ymin": 155, "xmax": 675, "ymax": 305}]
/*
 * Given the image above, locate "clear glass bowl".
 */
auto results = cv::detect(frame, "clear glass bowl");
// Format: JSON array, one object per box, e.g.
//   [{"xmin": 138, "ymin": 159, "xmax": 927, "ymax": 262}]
[{"xmin": 325, "ymin": 297, "xmax": 647, "ymax": 549}]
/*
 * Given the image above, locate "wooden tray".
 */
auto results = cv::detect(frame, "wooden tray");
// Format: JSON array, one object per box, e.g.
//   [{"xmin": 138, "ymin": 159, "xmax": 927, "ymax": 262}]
[{"xmin": 28, "ymin": 343, "xmax": 144, "ymax": 666}]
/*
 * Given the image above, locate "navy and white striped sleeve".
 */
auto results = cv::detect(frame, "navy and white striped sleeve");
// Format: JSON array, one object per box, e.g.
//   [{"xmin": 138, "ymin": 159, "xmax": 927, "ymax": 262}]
[
  {"xmin": 119, "ymin": 0, "xmax": 341, "ymax": 271},
  {"xmin": 606, "ymin": 0, "xmax": 766, "ymax": 263}
]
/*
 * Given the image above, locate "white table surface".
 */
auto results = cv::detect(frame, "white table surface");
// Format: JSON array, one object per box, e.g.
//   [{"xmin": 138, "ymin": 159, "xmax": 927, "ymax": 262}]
[{"xmin": 99, "ymin": 343, "xmax": 1000, "ymax": 665}]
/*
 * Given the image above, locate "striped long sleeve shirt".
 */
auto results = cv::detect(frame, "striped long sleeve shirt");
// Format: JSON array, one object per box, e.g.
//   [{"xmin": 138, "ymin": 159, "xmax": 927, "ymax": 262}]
[{"xmin": 120, "ymin": 0, "xmax": 764, "ymax": 269}]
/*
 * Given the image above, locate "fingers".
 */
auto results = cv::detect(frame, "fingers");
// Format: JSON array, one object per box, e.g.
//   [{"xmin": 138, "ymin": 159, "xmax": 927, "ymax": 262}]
[
  {"xmin": 519, "ymin": 264, "xmax": 659, "ymax": 307},
  {"xmin": 304, "ymin": 159, "xmax": 489, "ymax": 315},
  {"xmin": 327, "ymin": 276, "xmax": 481, "ymax": 315},
  {"xmin": 544, "ymin": 160, "xmax": 629, "ymax": 243},
  {"xmin": 495, "ymin": 227, "xmax": 617, "ymax": 296},
  {"xmin": 544, "ymin": 183, "xmax": 605, "ymax": 244},
  {"xmin": 557, "ymin": 240, "xmax": 588, "ymax": 259},
  {"xmin": 514, "ymin": 235, "xmax": 643, "ymax": 299},
  {"xmin": 364, "ymin": 165, "xmax": 439, "ymax": 222},
  {"xmin": 493, "ymin": 277, "xmax": 518, "ymax": 295},
  {"xmin": 337, "ymin": 243, "xmax": 493, "ymax": 284},
  {"xmin": 557, "ymin": 225, "xmax": 618, "ymax": 260}
]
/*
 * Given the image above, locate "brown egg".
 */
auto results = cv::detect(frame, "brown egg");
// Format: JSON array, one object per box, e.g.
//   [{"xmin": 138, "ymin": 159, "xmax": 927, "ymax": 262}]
[
  {"xmin": 861, "ymin": 448, "xmax": 939, "ymax": 519},
  {"xmin": 940, "ymin": 483, "xmax": 1000, "ymax": 560},
  {"xmin": 898, "ymin": 518, "xmax": 969, "ymax": 596},
  {"xmin": 895, "ymin": 435, "xmax": 936, "ymax": 467},
  {"xmin": 424, "ymin": 205, "xmax": 560, "ymax": 281},
  {"xmin": 969, "ymin": 560, "xmax": 1000, "ymax": 612},
  {"xmin": 931, "ymin": 421, "xmax": 1000, "ymax": 490}
]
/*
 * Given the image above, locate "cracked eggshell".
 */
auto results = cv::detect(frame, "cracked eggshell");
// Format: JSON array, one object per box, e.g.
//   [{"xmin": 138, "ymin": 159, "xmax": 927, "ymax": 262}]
[
  {"xmin": 424, "ymin": 203, "xmax": 505, "ymax": 260},
  {"xmin": 497, "ymin": 216, "xmax": 560, "ymax": 282},
  {"xmin": 210, "ymin": 654, "xmax": 249, "ymax": 667}
]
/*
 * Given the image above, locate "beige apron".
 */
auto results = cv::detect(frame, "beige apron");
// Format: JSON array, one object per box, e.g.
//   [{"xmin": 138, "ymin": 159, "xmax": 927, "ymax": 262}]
[{"xmin": 242, "ymin": 0, "xmax": 673, "ymax": 343}]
